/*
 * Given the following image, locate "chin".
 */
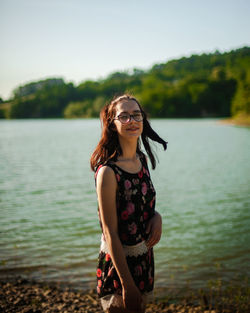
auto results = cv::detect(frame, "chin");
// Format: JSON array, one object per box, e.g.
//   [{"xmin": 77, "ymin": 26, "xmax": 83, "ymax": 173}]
[{"xmin": 127, "ymin": 132, "xmax": 142, "ymax": 138}]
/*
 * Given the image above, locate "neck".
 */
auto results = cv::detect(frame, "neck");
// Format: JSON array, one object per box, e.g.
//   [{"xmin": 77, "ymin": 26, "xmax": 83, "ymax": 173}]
[{"xmin": 118, "ymin": 137, "xmax": 138, "ymax": 160}]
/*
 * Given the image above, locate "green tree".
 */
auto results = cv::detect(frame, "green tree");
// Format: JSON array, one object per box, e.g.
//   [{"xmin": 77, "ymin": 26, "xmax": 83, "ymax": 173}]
[{"xmin": 5, "ymin": 46, "xmax": 250, "ymax": 119}]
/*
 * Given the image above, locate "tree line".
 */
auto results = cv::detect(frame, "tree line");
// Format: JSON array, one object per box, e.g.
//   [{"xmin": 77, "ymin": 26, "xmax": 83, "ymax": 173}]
[{"xmin": 0, "ymin": 46, "xmax": 249, "ymax": 119}]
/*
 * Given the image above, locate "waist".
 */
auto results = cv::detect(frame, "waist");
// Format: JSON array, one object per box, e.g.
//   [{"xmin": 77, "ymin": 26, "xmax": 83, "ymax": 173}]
[{"xmin": 100, "ymin": 237, "xmax": 148, "ymax": 257}]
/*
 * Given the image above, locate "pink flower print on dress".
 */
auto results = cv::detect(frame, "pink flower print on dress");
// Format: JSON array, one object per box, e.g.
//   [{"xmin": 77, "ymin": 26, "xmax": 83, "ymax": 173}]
[
  {"xmin": 141, "ymin": 182, "xmax": 147, "ymax": 195},
  {"xmin": 108, "ymin": 267, "xmax": 113, "ymax": 277},
  {"xmin": 135, "ymin": 265, "xmax": 143, "ymax": 276},
  {"xmin": 124, "ymin": 179, "xmax": 131, "ymax": 189},
  {"xmin": 143, "ymin": 211, "xmax": 148, "ymax": 220},
  {"xmin": 121, "ymin": 210, "xmax": 129, "ymax": 220},
  {"xmin": 96, "ymin": 268, "xmax": 102, "ymax": 278},
  {"xmin": 146, "ymin": 170, "xmax": 150, "ymax": 177},
  {"xmin": 113, "ymin": 280, "xmax": 119, "ymax": 289},
  {"xmin": 105, "ymin": 253, "xmax": 111, "ymax": 262},
  {"xmin": 148, "ymin": 267, "xmax": 153, "ymax": 285},
  {"xmin": 143, "ymin": 166, "xmax": 146, "ymax": 174},
  {"xmin": 138, "ymin": 170, "xmax": 143, "ymax": 178},
  {"xmin": 127, "ymin": 202, "xmax": 135, "ymax": 215},
  {"xmin": 139, "ymin": 281, "xmax": 145, "ymax": 290},
  {"xmin": 116, "ymin": 174, "xmax": 120, "ymax": 182},
  {"xmin": 128, "ymin": 222, "xmax": 137, "ymax": 235}
]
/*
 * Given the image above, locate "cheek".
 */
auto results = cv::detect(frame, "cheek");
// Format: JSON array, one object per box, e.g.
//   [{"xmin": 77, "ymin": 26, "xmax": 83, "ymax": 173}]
[{"xmin": 113, "ymin": 121, "xmax": 122, "ymax": 133}]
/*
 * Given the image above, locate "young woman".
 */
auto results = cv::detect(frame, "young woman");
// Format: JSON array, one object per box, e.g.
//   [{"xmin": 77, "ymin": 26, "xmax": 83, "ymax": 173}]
[{"xmin": 90, "ymin": 94, "xmax": 167, "ymax": 313}]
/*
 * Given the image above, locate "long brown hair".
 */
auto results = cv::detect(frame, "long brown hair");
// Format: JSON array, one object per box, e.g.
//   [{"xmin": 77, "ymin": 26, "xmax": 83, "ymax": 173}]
[{"xmin": 90, "ymin": 94, "xmax": 167, "ymax": 171}]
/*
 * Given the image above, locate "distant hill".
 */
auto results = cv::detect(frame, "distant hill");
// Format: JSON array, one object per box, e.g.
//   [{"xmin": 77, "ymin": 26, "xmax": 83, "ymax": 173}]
[
  {"xmin": 0, "ymin": 46, "xmax": 249, "ymax": 119},
  {"xmin": 13, "ymin": 78, "xmax": 65, "ymax": 98}
]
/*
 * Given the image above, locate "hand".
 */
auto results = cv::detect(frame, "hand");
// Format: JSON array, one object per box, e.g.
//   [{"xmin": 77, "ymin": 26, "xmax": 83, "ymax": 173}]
[
  {"xmin": 146, "ymin": 211, "xmax": 162, "ymax": 248},
  {"xmin": 122, "ymin": 283, "xmax": 143, "ymax": 312}
]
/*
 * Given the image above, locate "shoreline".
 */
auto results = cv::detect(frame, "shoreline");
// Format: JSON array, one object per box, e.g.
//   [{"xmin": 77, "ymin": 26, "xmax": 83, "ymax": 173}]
[
  {"xmin": 1, "ymin": 277, "xmax": 249, "ymax": 313},
  {"xmin": 217, "ymin": 115, "xmax": 250, "ymax": 127}
]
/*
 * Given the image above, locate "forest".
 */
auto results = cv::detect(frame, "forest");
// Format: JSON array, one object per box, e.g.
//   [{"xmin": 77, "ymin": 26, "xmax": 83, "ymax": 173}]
[{"xmin": 0, "ymin": 46, "xmax": 249, "ymax": 119}]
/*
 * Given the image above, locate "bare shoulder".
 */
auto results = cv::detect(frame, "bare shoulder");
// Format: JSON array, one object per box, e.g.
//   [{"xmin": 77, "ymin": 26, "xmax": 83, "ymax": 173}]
[
  {"xmin": 96, "ymin": 165, "xmax": 117, "ymax": 188},
  {"xmin": 96, "ymin": 166, "xmax": 117, "ymax": 219}
]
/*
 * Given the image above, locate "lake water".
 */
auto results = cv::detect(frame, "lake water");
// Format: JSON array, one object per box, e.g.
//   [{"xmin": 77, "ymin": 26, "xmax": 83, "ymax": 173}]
[{"xmin": 0, "ymin": 118, "xmax": 249, "ymax": 296}]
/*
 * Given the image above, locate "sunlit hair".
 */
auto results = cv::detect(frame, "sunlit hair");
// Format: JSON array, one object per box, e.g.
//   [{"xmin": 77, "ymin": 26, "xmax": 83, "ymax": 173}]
[{"xmin": 90, "ymin": 94, "xmax": 167, "ymax": 171}]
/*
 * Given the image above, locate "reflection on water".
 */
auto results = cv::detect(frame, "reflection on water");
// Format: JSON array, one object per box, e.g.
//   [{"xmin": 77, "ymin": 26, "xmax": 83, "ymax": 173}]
[{"xmin": 0, "ymin": 118, "xmax": 249, "ymax": 293}]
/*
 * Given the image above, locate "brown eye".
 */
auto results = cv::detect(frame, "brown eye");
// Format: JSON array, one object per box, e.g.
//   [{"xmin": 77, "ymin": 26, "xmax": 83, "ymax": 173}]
[
  {"xmin": 133, "ymin": 112, "xmax": 143, "ymax": 121},
  {"xmin": 119, "ymin": 114, "xmax": 130, "ymax": 123}
]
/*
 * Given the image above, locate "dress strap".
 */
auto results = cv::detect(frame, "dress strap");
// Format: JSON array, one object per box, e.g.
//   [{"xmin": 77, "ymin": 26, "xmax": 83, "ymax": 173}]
[
  {"xmin": 94, "ymin": 162, "xmax": 118, "ymax": 186},
  {"xmin": 95, "ymin": 165, "xmax": 103, "ymax": 180}
]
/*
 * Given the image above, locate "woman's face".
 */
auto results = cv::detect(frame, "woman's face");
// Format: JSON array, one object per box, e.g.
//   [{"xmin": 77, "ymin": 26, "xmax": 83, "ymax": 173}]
[{"xmin": 113, "ymin": 99, "xmax": 143, "ymax": 139}]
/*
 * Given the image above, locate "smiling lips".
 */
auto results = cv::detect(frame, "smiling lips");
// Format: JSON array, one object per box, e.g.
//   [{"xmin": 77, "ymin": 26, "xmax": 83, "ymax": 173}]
[{"xmin": 127, "ymin": 127, "xmax": 139, "ymax": 131}]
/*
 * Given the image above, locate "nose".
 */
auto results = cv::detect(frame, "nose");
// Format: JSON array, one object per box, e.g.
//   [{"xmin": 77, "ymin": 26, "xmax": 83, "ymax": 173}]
[{"xmin": 129, "ymin": 115, "xmax": 137, "ymax": 123}]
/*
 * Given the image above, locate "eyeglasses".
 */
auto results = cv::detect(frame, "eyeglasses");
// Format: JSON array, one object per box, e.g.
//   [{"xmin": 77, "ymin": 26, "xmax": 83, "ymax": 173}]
[{"xmin": 114, "ymin": 112, "xmax": 144, "ymax": 124}]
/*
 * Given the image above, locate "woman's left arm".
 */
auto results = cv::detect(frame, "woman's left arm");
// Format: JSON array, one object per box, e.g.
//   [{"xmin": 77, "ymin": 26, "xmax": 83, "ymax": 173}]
[{"xmin": 146, "ymin": 211, "xmax": 162, "ymax": 248}]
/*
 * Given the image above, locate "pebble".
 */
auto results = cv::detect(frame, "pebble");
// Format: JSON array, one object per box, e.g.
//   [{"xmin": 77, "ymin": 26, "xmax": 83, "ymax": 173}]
[{"xmin": 0, "ymin": 279, "xmax": 218, "ymax": 313}]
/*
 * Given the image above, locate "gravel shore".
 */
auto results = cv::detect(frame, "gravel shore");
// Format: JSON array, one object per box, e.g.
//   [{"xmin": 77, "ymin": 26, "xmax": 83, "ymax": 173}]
[
  {"xmin": 1, "ymin": 277, "xmax": 248, "ymax": 312},
  {"xmin": 0, "ymin": 278, "xmax": 214, "ymax": 313}
]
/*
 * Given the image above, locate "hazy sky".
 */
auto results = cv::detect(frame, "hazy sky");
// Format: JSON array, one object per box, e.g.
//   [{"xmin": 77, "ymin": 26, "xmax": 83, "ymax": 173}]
[{"xmin": 1, "ymin": 0, "xmax": 249, "ymax": 100}]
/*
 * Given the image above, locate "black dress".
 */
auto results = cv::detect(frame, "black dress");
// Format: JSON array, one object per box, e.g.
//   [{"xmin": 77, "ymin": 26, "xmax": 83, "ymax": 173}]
[{"xmin": 95, "ymin": 153, "xmax": 156, "ymax": 310}]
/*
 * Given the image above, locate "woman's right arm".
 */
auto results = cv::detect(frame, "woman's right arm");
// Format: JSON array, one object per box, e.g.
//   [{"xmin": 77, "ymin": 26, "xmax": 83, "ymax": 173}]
[{"xmin": 96, "ymin": 166, "xmax": 143, "ymax": 312}]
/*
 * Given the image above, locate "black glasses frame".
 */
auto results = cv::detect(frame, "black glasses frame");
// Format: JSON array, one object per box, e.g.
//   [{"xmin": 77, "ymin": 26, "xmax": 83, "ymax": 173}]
[{"xmin": 114, "ymin": 112, "xmax": 144, "ymax": 124}]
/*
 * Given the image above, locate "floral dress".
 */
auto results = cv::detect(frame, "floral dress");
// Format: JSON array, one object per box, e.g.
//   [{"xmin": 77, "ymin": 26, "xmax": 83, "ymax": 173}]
[{"xmin": 95, "ymin": 153, "xmax": 156, "ymax": 310}]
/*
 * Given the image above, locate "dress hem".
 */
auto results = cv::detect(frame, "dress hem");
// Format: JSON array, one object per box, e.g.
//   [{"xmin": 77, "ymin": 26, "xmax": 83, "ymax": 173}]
[{"xmin": 100, "ymin": 291, "xmax": 154, "ymax": 311}]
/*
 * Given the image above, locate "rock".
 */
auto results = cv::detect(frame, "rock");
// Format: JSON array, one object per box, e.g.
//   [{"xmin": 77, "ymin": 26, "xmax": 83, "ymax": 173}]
[
  {"xmin": 22, "ymin": 307, "xmax": 34, "ymax": 313},
  {"xmin": 0, "ymin": 279, "xmax": 223, "ymax": 313}
]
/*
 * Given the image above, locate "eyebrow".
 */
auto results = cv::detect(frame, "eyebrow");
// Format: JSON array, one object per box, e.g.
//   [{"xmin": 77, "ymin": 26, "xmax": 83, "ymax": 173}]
[{"xmin": 119, "ymin": 110, "xmax": 141, "ymax": 114}]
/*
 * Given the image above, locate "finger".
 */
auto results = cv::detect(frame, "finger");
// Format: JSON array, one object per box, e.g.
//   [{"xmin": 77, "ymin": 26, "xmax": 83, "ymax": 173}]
[
  {"xmin": 147, "ymin": 234, "xmax": 160, "ymax": 248},
  {"xmin": 148, "ymin": 240, "xmax": 157, "ymax": 248},
  {"xmin": 148, "ymin": 231, "xmax": 160, "ymax": 242},
  {"xmin": 146, "ymin": 240, "xmax": 152, "ymax": 249},
  {"xmin": 146, "ymin": 234, "xmax": 155, "ymax": 245},
  {"xmin": 146, "ymin": 239, "xmax": 155, "ymax": 248}
]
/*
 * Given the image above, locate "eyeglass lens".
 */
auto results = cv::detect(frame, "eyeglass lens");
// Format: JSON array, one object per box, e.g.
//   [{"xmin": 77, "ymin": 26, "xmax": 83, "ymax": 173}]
[{"xmin": 119, "ymin": 112, "xmax": 143, "ymax": 123}]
